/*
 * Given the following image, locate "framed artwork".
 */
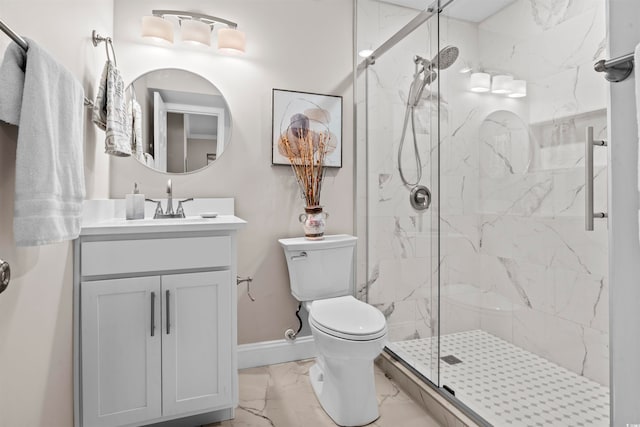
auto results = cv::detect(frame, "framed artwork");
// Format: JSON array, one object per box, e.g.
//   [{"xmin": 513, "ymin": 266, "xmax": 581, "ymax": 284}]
[{"xmin": 272, "ymin": 89, "xmax": 342, "ymax": 168}]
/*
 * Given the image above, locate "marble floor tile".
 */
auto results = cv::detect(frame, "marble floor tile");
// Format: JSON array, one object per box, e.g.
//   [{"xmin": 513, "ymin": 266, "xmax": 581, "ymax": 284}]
[{"xmin": 207, "ymin": 359, "xmax": 442, "ymax": 427}]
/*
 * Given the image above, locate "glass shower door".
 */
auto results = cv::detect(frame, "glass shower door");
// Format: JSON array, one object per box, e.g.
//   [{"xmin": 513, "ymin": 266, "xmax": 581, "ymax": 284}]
[
  {"xmin": 358, "ymin": 0, "xmax": 441, "ymax": 384},
  {"xmin": 436, "ymin": 1, "xmax": 610, "ymax": 425}
]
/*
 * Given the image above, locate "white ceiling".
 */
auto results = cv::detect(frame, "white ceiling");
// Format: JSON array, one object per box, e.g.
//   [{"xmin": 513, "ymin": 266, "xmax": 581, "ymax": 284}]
[{"xmin": 379, "ymin": 0, "xmax": 518, "ymax": 23}]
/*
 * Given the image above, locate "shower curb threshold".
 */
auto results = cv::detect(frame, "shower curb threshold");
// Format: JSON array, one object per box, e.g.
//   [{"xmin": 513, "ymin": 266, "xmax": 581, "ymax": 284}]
[{"xmin": 376, "ymin": 350, "xmax": 485, "ymax": 427}]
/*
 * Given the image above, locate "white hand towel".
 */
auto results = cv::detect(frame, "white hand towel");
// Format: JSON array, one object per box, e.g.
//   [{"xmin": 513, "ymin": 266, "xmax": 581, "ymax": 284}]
[
  {"xmin": 127, "ymin": 97, "xmax": 143, "ymax": 161},
  {"xmin": 92, "ymin": 61, "xmax": 131, "ymax": 156},
  {"xmin": 0, "ymin": 39, "xmax": 85, "ymax": 246}
]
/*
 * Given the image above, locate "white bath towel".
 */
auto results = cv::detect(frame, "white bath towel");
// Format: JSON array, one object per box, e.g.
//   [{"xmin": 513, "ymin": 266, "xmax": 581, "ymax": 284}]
[
  {"xmin": 0, "ymin": 39, "xmax": 85, "ymax": 246},
  {"xmin": 92, "ymin": 60, "xmax": 131, "ymax": 156}
]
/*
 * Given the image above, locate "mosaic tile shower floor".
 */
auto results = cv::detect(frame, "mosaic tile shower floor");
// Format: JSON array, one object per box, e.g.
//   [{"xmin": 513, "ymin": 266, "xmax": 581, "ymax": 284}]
[{"xmin": 390, "ymin": 330, "xmax": 610, "ymax": 427}]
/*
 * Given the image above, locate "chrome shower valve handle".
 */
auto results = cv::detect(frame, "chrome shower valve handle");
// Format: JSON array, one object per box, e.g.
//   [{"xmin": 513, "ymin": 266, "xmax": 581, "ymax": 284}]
[{"xmin": 410, "ymin": 185, "xmax": 431, "ymax": 211}]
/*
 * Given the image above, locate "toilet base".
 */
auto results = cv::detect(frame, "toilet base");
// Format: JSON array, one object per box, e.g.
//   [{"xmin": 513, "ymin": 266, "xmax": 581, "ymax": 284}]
[{"xmin": 309, "ymin": 357, "xmax": 380, "ymax": 426}]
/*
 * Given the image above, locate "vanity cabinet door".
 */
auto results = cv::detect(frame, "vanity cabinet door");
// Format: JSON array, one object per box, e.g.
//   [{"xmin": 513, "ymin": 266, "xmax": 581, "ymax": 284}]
[
  {"xmin": 161, "ymin": 270, "xmax": 232, "ymax": 417},
  {"xmin": 81, "ymin": 276, "xmax": 162, "ymax": 427}
]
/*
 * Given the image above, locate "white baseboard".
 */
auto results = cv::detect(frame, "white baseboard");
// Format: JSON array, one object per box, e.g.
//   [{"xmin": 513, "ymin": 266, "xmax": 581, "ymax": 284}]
[{"xmin": 238, "ymin": 335, "xmax": 316, "ymax": 369}]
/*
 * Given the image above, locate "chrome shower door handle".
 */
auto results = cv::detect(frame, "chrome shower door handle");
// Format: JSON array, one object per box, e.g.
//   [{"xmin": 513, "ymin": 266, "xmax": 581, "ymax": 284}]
[{"xmin": 585, "ymin": 126, "xmax": 608, "ymax": 231}]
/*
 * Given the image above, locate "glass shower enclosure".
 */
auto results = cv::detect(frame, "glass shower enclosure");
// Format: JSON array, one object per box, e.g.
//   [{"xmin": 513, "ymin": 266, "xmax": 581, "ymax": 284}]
[{"xmin": 356, "ymin": 1, "xmax": 610, "ymax": 425}]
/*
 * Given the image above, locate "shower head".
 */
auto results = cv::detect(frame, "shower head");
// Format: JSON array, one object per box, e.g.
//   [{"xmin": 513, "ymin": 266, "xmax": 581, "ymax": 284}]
[
  {"xmin": 406, "ymin": 48, "xmax": 457, "ymax": 108},
  {"xmin": 428, "ymin": 45, "xmax": 459, "ymax": 70}
]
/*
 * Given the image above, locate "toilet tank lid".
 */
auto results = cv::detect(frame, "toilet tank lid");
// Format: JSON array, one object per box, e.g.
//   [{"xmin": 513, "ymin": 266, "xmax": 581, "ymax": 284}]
[{"xmin": 278, "ymin": 234, "xmax": 357, "ymax": 251}]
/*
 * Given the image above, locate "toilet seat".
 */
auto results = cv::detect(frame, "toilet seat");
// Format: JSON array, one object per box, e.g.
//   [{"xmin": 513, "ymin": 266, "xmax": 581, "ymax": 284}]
[{"xmin": 309, "ymin": 296, "xmax": 387, "ymax": 341}]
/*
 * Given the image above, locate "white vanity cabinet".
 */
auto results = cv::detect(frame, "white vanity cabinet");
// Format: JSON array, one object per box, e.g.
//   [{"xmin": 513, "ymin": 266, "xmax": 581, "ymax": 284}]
[
  {"xmin": 80, "ymin": 276, "xmax": 163, "ymax": 427},
  {"xmin": 74, "ymin": 203, "xmax": 245, "ymax": 427}
]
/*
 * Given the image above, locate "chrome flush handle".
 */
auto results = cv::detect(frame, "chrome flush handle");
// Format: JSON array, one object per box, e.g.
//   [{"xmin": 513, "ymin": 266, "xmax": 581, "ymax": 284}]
[{"xmin": 291, "ymin": 252, "xmax": 308, "ymax": 261}]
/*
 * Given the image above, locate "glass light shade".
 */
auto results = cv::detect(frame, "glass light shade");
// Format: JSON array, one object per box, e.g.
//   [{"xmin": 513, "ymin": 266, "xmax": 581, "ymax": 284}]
[
  {"xmin": 470, "ymin": 72, "xmax": 491, "ymax": 92},
  {"xmin": 141, "ymin": 15, "xmax": 174, "ymax": 44},
  {"xmin": 492, "ymin": 75, "xmax": 513, "ymax": 94},
  {"xmin": 218, "ymin": 28, "xmax": 245, "ymax": 54},
  {"xmin": 181, "ymin": 19, "xmax": 211, "ymax": 46},
  {"xmin": 508, "ymin": 79, "xmax": 527, "ymax": 98}
]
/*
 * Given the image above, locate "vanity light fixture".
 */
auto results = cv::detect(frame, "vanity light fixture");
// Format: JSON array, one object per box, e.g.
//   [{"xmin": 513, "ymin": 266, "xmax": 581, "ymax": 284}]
[
  {"xmin": 217, "ymin": 27, "xmax": 246, "ymax": 54},
  {"xmin": 470, "ymin": 72, "xmax": 491, "ymax": 92},
  {"xmin": 141, "ymin": 15, "xmax": 174, "ymax": 44},
  {"xmin": 181, "ymin": 19, "xmax": 212, "ymax": 47},
  {"xmin": 141, "ymin": 10, "xmax": 246, "ymax": 54},
  {"xmin": 491, "ymin": 74, "xmax": 513, "ymax": 94},
  {"xmin": 508, "ymin": 79, "xmax": 527, "ymax": 98},
  {"xmin": 358, "ymin": 49, "xmax": 374, "ymax": 58}
]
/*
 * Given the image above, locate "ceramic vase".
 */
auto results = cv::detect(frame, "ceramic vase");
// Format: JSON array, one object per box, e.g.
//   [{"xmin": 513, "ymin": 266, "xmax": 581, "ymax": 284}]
[{"xmin": 298, "ymin": 206, "xmax": 328, "ymax": 240}]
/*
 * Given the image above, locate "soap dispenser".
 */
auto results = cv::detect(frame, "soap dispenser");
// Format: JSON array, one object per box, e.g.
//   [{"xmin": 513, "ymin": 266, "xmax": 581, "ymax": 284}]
[{"xmin": 126, "ymin": 183, "xmax": 145, "ymax": 220}]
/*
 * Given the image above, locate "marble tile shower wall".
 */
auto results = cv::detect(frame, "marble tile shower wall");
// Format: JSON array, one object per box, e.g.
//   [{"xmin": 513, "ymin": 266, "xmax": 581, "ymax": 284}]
[
  {"xmin": 359, "ymin": 0, "xmax": 608, "ymax": 387},
  {"xmin": 470, "ymin": 0, "xmax": 608, "ymax": 387}
]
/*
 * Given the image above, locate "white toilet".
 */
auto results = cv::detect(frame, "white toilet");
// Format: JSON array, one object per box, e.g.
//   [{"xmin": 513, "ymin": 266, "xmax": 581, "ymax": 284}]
[{"xmin": 279, "ymin": 234, "xmax": 388, "ymax": 427}]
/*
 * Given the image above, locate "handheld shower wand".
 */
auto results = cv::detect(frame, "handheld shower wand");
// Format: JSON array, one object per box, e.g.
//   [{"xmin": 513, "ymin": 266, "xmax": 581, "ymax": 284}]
[{"xmin": 397, "ymin": 46, "xmax": 459, "ymax": 187}]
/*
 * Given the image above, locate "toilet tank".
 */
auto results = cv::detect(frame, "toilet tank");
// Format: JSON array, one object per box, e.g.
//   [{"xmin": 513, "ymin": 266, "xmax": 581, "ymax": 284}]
[{"xmin": 278, "ymin": 234, "xmax": 357, "ymax": 301}]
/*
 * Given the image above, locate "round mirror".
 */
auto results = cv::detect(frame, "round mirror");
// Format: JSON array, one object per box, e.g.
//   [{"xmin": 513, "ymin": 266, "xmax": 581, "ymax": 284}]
[{"xmin": 126, "ymin": 69, "xmax": 232, "ymax": 174}]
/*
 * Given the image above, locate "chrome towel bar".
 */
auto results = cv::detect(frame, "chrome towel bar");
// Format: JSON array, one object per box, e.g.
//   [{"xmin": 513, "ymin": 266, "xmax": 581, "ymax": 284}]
[
  {"xmin": 0, "ymin": 17, "xmax": 94, "ymax": 107},
  {"xmin": 594, "ymin": 52, "xmax": 634, "ymax": 82}
]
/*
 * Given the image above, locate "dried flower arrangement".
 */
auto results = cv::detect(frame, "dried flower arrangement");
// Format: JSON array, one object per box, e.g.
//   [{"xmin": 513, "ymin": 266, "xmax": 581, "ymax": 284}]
[{"xmin": 279, "ymin": 127, "xmax": 329, "ymax": 207}]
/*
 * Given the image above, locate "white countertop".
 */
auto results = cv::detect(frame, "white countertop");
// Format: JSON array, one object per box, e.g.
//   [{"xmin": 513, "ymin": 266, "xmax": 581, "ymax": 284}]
[{"xmin": 80, "ymin": 198, "xmax": 246, "ymax": 236}]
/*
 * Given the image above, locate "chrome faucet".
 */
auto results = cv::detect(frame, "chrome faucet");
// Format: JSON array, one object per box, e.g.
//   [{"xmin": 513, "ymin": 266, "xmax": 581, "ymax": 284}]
[{"xmin": 145, "ymin": 179, "xmax": 193, "ymax": 219}]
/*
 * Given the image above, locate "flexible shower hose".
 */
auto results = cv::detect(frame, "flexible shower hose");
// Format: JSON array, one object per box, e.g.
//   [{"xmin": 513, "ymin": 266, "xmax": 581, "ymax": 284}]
[{"xmin": 397, "ymin": 103, "xmax": 423, "ymax": 187}]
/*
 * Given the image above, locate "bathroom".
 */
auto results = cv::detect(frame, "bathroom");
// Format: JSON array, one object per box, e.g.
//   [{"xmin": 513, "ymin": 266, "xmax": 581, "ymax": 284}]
[{"xmin": 0, "ymin": 0, "xmax": 639, "ymax": 426}]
